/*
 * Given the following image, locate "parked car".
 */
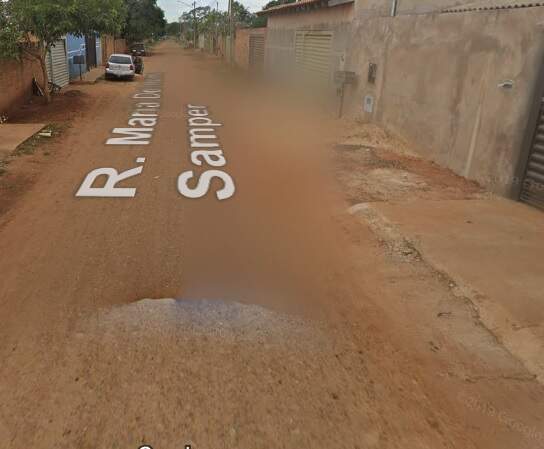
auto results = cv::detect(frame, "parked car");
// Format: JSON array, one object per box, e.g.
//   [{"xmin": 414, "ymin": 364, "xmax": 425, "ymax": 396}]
[
  {"xmin": 133, "ymin": 55, "xmax": 144, "ymax": 75},
  {"xmin": 105, "ymin": 54, "xmax": 135, "ymax": 80},
  {"xmin": 130, "ymin": 43, "xmax": 146, "ymax": 57}
]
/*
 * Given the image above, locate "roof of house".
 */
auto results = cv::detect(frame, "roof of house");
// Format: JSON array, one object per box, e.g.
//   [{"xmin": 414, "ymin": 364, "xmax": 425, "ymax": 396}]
[
  {"xmin": 442, "ymin": 1, "xmax": 544, "ymax": 13},
  {"xmin": 257, "ymin": 0, "xmax": 353, "ymax": 16}
]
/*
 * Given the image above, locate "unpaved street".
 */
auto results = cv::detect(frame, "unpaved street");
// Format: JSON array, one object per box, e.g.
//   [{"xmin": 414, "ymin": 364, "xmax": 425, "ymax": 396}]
[{"xmin": 1, "ymin": 41, "xmax": 544, "ymax": 449}]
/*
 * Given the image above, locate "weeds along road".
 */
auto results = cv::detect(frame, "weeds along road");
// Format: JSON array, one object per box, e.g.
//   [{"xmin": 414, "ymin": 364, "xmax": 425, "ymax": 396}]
[{"xmin": 1, "ymin": 41, "xmax": 544, "ymax": 449}]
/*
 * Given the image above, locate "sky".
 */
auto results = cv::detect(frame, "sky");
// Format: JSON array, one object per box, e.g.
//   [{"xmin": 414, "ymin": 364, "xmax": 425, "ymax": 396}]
[{"xmin": 158, "ymin": 0, "xmax": 267, "ymax": 22}]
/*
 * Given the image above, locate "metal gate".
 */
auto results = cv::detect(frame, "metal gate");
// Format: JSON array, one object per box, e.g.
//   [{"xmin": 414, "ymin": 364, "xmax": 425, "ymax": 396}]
[
  {"xmin": 46, "ymin": 39, "xmax": 69, "ymax": 87},
  {"xmin": 520, "ymin": 98, "xmax": 544, "ymax": 209},
  {"xmin": 249, "ymin": 34, "xmax": 265, "ymax": 70},
  {"xmin": 294, "ymin": 31, "xmax": 333, "ymax": 85},
  {"xmin": 85, "ymin": 35, "xmax": 97, "ymax": 69}
]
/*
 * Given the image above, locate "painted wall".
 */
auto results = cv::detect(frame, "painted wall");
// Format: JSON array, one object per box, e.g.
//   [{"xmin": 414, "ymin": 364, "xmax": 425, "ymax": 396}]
[
  {"xmin": 66, "ymin": 34, "xmax": 102, "ymax": 78},
  {"xmin": 96, "ymin": 35, "xmax": 102, "ymax": 66},
  {"xmin": 0, "ymin": 56, "xmax": 44, "ymax": 115},
  {"xmin": 345, "ymin": 7, "xmax": 544, "ymax": 196},
  {"xmin": 265, "ymin": 4, "xmax": 354, "ymax": 83},
  {"xmin": 66, "ymin": 34, "xmax": 87, "ymax": 79}
]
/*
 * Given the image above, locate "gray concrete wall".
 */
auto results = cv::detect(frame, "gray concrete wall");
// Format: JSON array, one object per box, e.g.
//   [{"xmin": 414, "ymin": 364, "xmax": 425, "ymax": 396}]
[{"xmin": 345, "ymin": 7, "xmax": 544, "ymax": 196}]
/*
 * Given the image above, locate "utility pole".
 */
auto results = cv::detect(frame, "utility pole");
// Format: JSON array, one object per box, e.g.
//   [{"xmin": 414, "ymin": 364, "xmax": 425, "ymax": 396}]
[
  {"xmin": 178, "ymin": 0, "xmax": 198, "ymax": 45},
  {"xmin": 228, "ymin": 0, "xmax": 234, "ymax": 63},
  {"xmin": 193, "ymin": 1, "xmax": 197, "ymax": 48},
  {"xmin": 215, "ymin": 1, "xmax": 219, "ymax": 54}
]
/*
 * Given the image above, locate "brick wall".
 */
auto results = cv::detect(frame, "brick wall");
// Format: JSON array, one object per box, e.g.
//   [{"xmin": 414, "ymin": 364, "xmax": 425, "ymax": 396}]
[
  {"xmin": 100, "ymin": 36, "xmax": 127, "ymax": 63},
  {"xmin": 0, "ymin": 56, "xmax": 45, "ymax": 116},
  {"xmin": 114, "ymin": 39, "xmax": 127, "ymax": 54},
  {"xmin": 101, "ymin": 35, "xmax": 115, "ymax": 65},
  {"xmin": 234, "ymin": 28, "xmax": 267, "ymax": 70},
  {"xmin": 234, "ymin": 28, "xmax": 251, "ymax": 69}
]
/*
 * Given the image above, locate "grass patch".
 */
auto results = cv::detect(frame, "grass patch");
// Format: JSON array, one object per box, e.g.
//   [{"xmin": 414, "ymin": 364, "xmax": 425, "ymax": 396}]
[
  {"xmin": 0, "ymin": 122, "xmax": 68, "ymax": 177},
  {"xmin": 13, "ymin": 122, "xmax": 67, "ymax": 157}
]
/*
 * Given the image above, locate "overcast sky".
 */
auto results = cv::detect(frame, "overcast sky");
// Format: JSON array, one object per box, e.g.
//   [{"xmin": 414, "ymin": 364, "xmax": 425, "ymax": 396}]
[{"xmin": 157, "ymin": 0, "xmax": 267, "ymax": 21}]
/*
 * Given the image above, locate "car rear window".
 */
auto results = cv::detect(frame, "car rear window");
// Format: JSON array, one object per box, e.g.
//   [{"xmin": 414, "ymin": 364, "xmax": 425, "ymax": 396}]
[{"xmin": 109, "ymin": 56, "xmax": 132, "ymax": 64}]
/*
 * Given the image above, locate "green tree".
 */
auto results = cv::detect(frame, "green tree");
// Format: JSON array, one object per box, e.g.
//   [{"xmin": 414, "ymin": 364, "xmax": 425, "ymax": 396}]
[
  {"xmin": 262, "ymin": 0, "xmax": 295, "ymax": 8},
  {"xmin": 232, "ymin": 1, "xmax": 252, "ymax": 26},
  {"xmin": 180, "ymin": 1, "xmax": 255, "ymax": 42},
  {"xmin": 0, "ymin": 0, "xmax": 125, "ymax": 102},
  {"xmin": 250, "ymin": 0, "xmax": 295, "ymax": 28},
  {"xmin": 165, "ymin": 21, "xmax": 181, "ymax": 37},
  {"xmin": 181, "ymin": 6, "xmax": 211, "ymax": 44},
  {"xmin": 123, "ymin": 0, "xmax": 166, "ymax": 43},
  {"xmin": 0, "ymin": 1, "xmax": 21, "ymax": 59}
]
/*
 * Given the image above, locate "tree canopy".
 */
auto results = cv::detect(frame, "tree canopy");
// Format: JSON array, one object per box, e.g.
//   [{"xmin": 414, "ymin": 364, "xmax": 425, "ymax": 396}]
[
  {"xmin": 123, "ymin": 0, "xmax": 166, "ymax": 42},
  {"xmin": 179, "ymin": 0, "xmax": 263, "ymax": 41},
  {"xmin": 6, "ymin": 0, "xmax": 126, "ymax": 49},
  {"xmin": 262, "ymin": 0, "xmax": 296, "ymax": 9},
  {"xmin": 165, "ymin": 21, "xmax": 181, "ymax": 36},
  {"xmin": 0, "ymin": 0, "xmax": 126, "ymax": 101}
]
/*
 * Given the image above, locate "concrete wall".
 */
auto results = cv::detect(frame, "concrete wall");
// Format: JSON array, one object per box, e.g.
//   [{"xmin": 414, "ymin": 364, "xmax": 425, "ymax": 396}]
[
  {"xmin": 218, "ymin": 34, "xmax": 227, "ymax": 59},
  {"xmin": 265, "ymin": 4, "xmax": 354, "ymax": 83},
  {"xmin": 0, "ymin": 56, "xmax": 45, "ymax": 116},
  {"xmin": 345, "ymin": 6, "xmax": 544, "ymax": 196},
  {"xmin": 355, "ymin": 0, "xmax": 535, "ymax": 16}
]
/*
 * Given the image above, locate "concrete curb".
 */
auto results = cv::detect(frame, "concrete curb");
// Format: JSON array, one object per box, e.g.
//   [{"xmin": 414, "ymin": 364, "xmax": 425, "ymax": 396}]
[{"xmin": 349, "ymin": 201, "xmax": 544, "ymax": 385}]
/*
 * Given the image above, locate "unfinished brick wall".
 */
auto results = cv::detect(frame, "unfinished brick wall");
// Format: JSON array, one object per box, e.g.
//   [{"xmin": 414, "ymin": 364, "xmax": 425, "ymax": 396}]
[
  {"xmin": 101, "ymin": 35, "xmax": 115, "ymax": 64},
  {"xmin": 234, "ymin": 28, "xmax": 267, "ymax": 70},
  {"xmin": 114, "ymin": 39, "xmax": 127, "ymax": 54},
  {"xmin": 100, "ymin": 36, "xmax": 126, "ymax": 63},
  {"xmin": 234, "ymin": 28, "xmax": 251, "ymax": 69},
  {"xmin": 0, "ymin": 57, "xmax": 45, "ymax": 116}
]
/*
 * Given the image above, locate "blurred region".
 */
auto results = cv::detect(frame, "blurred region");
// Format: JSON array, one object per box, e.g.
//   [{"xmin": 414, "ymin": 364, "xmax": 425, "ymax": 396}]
[{"xmin": 170, "ymin": 50, "xmax": 350, "ymax": 316}]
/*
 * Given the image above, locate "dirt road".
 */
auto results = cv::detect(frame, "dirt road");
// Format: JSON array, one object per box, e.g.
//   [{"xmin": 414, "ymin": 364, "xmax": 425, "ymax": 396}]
[{"xmin": 1, "ymin": 41, "xmax": 543, "ymax": 449}]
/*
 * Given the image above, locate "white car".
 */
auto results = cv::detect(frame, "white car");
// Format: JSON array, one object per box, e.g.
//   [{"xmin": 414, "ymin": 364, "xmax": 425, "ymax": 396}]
[{"xmin": 105, "ymin": 54, "xmax": 135, "ymax": 80}]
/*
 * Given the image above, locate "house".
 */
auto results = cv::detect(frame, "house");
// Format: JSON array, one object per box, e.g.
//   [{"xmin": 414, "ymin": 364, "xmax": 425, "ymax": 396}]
[
  {"xmin": 257, "ymin": 0, "xmax": 353, "ymax": 87},
  {"xmin": 258, "ymin": 0, "xmax": 544, "ymax": 209}
]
